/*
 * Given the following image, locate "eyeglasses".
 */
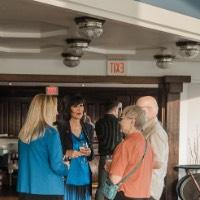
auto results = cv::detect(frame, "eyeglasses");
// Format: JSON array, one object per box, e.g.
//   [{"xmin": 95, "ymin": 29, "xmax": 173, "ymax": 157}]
[{"xmin": 119, "ymin": 116, "xmax": 134, "ymax": 121}]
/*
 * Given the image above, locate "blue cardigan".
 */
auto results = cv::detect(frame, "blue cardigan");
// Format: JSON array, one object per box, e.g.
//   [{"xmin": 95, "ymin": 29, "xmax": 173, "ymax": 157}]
[{"xmin": 17, "ymin": 127, "xmax": 68, "ymax": 195}]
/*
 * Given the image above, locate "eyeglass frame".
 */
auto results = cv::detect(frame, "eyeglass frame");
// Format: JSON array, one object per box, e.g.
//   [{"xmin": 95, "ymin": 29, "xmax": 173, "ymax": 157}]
[{"xmin": 119, "ymin": 115, "xmax": 135, "ymax": 121}]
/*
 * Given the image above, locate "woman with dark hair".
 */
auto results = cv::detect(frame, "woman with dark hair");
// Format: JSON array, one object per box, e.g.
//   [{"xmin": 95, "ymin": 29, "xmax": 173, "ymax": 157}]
[{"xmin": 57, "ymin": 94, "xmax": 94, "ymax": 200}]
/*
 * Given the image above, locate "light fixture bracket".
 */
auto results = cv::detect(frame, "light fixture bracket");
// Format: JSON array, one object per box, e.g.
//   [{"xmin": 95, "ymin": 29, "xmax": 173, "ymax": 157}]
[
  {"xmin": 75, "ymin": 16, "xmax": 105, "ymax": 39},
  {"xmin": 75, "ymin": 16, "xmax": 105, "ymax": 26},
  {"xmin": 64, "ymin": 38, "xmax": 90, "ymax": 57},
  {"xmin": 66, "ymin": 38, "xmax": 90, "ymax": 48}
]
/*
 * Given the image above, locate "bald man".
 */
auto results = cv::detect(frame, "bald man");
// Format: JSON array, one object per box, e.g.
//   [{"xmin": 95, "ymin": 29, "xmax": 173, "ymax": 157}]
[{"xmin": 136, "ymin": 96, "xmax": 169, "ymax": 200}]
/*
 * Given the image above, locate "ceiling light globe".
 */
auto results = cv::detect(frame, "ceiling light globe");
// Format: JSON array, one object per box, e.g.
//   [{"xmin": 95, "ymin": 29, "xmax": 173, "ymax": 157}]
[
  {"xmin": 156, "ymin": 60, "xmax": 172, "ymax": 69},
  {"xmin": 62, "ymin": 55, "xmax": 80, "ymax": 67},
  {"xmin": 154, "ymin": 54, "xmax": 175, "ymax": 69},
  {"xmin": 179, "ymin": 46, "xmax": 199, "ymax": 58},
  {"xmin": 75, "ymin": 16, "xmax": 105, "ymax": 40},
  {"xmin": 65, "ymin": 38, "xmax": 90, "ymax": 57},
  {"xmin": 65, "ymin": 47, "xmax": 84, "ymax": 57},
  {"xmin": 176, "ymin": 41, "xmax": 200, "ymax": 59},
  {"xmin": 79, "ymin": 26, "xmax": 103, "ymax": 40}
]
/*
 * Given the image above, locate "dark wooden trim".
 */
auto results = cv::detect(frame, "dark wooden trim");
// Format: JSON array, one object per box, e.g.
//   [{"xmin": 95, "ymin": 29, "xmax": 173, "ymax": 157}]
[
  {"xmin": 0, "ymin": 74, "xmax": 191, "ymax": 85},
  {"xmin": 163, "ymin": 76, "xmax": 191, "ymax": 83},
  {"xmin": 164, "ymin": 92, "xmax": 181, "ymax": 200},
  {"xmin": 165, "ymin": 83, "xmax": 184, "ymax": 93},
  {"xmin": 0, "ymin": 74, "xmax": 160, "ymax": 84}
]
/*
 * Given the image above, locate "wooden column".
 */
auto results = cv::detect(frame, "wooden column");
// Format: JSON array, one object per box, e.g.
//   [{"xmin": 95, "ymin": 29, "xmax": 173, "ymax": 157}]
[{"xmin": 161, "ymin": 77, "xmax": 190, "ymax": 200}]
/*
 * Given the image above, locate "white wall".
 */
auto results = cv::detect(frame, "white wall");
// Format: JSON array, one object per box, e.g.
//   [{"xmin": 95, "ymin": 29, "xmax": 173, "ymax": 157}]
[
  {"xmin": 178, "ymin": 83, "xmax": 200, "ymax": 183},
  {"xmin": 180, "ymin": 83, "xmax": 200, "ymax": 165},
  {"xmin": 185, "ymin": 83, "xmax": 200, "ymax": 164},
  {"xmin": 0, "ymin": 58, "xmax": 106, "ymax": 76},
  {"xmin": 0, "ymin": 58, "xmax": 200, "ymax": 82}
]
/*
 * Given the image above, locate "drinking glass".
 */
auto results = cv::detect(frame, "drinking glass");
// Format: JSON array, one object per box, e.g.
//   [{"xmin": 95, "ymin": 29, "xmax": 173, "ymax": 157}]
[{"xmin": 79, "ymin": 141, "xmax": 88, "ymax": 163}]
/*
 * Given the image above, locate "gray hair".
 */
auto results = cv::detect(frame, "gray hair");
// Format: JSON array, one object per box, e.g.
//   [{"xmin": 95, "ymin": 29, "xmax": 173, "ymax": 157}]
[{"xmin": 122, "ymin": 105, "xmax": 146, "ymax": 130}]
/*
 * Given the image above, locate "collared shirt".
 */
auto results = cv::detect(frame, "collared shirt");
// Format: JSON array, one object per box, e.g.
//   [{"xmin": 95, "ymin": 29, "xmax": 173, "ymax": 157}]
[{"xmin": 143, "ymin": 118, "xmax": 169, "ymax": 200}]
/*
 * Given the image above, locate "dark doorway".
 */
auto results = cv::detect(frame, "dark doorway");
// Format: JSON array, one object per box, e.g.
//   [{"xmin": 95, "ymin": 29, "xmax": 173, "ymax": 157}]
[{"xmin": 0, "ymin": 86, "xmax": 160, "ymax": 137}]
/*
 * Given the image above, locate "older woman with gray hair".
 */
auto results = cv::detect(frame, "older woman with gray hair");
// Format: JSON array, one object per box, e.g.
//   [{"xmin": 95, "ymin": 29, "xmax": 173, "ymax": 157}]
[{"xmin": 108, "ymin": 105, "xmax": 156, "ymax": 200}]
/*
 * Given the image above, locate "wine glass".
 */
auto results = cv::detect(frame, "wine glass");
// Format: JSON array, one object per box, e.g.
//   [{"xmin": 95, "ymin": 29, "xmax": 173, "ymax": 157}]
[{"xmin": 79, "ymin": 141, "xmax": 88, "ymax": 163}]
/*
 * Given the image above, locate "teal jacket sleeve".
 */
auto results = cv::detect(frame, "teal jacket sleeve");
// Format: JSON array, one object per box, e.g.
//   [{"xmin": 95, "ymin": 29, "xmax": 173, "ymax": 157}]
[{"xmin": 47, "ymin": 127, "xmax": 68, "ymax": 176}]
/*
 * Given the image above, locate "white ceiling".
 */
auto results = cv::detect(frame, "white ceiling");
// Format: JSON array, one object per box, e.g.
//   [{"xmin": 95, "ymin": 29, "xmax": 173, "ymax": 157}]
[{"xmin": 0, "ymin": 0, "xmax": 200, "ymax": 61}]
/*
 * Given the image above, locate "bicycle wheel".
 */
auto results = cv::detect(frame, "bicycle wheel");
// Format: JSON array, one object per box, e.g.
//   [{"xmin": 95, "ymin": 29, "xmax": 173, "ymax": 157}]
[
  {"xmin": 178, "ymin": 173, "xmax": 200, "ymax": 200},
  {"xmin": 176, "ymin": 175, "xmax": 189, "ymax": 200}
]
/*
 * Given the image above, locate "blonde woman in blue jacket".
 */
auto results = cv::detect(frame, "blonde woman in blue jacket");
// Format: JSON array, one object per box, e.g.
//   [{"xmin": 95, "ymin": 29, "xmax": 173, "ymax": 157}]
[{"xmin": 17, "ymin": 94, "xmax": 68, "ymax": 200}]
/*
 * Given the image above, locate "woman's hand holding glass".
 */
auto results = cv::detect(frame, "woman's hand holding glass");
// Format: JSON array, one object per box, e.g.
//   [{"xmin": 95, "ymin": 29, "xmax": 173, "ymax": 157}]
[
  {"xmin": 64, "ymin": 142, "xmax": 91, "ymax": 165},
  {"xmin": 79, "ymin": 141, "xmax": 91, "ymax": 156},
  {"xmin": 79, "ymin": 141, "xmax": 91, "ymax": 157},
  {"xmin": 65, "ymin": 149, "xmax": 82, "ymax": 159}
]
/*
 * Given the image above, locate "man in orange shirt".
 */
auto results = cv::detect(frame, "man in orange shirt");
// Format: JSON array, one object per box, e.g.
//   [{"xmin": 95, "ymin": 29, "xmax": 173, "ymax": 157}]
[{"xmin": 109, "ymin": 105, "xmax": 155, "ymax": 200}]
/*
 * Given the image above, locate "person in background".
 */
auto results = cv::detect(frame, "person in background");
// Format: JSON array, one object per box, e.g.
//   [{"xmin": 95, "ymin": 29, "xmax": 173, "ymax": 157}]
[
  {"xmin": 17, "ymin": 94, "xmax": 68, "ymax": 200},
  {"xmin": 95, "ymin": 99, "xmax": 123, "ymax": 200},
  {"xmin": 136, "ymin": 96, "xmax": 169, "ymax": 200},
  {"xmin": 57, "ymin": 94, "xmax": 94, "ymax": 200},
  {"xmin": 108, "ymin": 105, "xmax": 154, "ymax": 200}
]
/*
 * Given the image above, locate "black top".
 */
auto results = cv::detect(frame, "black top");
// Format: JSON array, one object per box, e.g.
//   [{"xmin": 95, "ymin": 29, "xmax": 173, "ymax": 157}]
[
  {"xmin": 57, "ymin": 120, "xmax": 94, "ymax": 161},
  {"xmin": 95, "ymin": 114, "xmax": 123, "ymax": 156}
]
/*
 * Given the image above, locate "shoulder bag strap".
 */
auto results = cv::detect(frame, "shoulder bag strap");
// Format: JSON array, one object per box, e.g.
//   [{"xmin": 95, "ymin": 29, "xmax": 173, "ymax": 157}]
[{"xmin": 117, "ymin": 138, "xmax": 148, "ymax": 186}]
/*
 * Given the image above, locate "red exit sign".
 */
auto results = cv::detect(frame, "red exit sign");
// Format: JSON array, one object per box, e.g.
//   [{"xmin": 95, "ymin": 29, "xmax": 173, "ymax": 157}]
[
  {"xmin": 46, "ymin": 86, "xmax": 58, "ymax": 95},
  {"xmin": 107, "ymin": 60, "xmax": 127, "ymax": 76}
]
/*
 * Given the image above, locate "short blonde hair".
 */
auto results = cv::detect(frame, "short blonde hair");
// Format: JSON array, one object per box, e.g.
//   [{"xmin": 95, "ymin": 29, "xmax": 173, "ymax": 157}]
[
  {"xmin": 122, "ymin": 105, "xmax": 146, "ymax": 130},
  {"xmin": 19, "ymin": 94, "xmax": 57, "ymax": 143}
]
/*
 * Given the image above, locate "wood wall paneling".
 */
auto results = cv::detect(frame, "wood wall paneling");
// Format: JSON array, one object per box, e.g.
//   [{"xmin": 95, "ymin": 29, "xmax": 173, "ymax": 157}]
[
  {"xmin": 0, "ymin": 98, "xmax": 31, "ymax": 136},
  {"xmin": 0, "ymin": 87, "xmax": 159, "ymax": 136},
  {"xmin": 0, "ymin": 102, "xmax": 5, "ymax": 134},
  {"xmin": 0, "ymin": 101, "xmax": 9, "ymax": 135}
]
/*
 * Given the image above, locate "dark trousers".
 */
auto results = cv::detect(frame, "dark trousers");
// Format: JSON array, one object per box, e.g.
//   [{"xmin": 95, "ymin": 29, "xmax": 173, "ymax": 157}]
[
  {"xmin": 95, "ymin": 155, "xmax": 108, "ymax": 200},
  {"xmin": 114, "ymin": 191, "xmax": 150, "ymax": 200},
  {"xmin": 19, "ymin": 193, "xmax": 63, "ymax": 200}
]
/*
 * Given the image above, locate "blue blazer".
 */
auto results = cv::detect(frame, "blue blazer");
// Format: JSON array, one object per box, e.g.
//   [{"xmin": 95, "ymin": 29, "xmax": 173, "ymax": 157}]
[{"xmin": 17, "ymin": 127, "xmax": 68, "ymax": 195}]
